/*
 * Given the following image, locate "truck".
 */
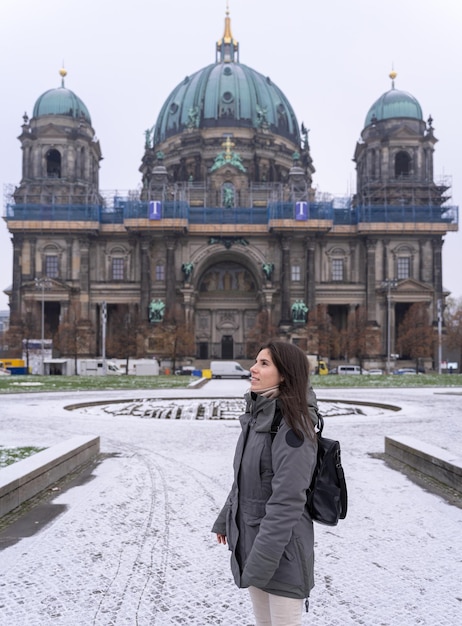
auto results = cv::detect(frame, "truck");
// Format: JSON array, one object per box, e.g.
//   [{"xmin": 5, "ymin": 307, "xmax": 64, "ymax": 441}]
[
  {"xmin": 210, "ymin": 361, "xmax": 251, "ymax": 379},
  {"xmin": 306, "ymin": 354, "xmax": 329, "ymax": 376},
  {"xmin": 0, "ymin": 358, "xmax": 28, "ymax": 375}
]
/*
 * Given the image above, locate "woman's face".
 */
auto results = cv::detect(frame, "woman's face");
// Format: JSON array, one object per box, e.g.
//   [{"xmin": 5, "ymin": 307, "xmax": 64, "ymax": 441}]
[{"xmin": 250, "ymin": 348, "xmax": 283, "ymax": 392}]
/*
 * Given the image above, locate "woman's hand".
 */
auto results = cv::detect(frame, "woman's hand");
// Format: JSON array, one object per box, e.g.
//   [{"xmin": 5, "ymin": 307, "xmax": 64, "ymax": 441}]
[{"xmin": 216, "ymin": 533, "xmax": 227, "ymax": 545}]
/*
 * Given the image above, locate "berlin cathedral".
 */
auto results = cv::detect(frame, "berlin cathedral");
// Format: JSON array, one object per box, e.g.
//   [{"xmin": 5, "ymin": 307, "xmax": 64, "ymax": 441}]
[{"xmin": 4, "ymin": 10, "xmax": 458, "ymax": 369}]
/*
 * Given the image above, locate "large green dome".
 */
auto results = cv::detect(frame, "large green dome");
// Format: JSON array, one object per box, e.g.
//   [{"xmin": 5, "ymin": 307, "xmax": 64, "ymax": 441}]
[
  {"xmin": 153, "ymin": 16, "xmax": 300, "ymax": 145},
  {"xmin": 365, "ymin": 76, "xmax": 422, "ymax": 127},
  {"xmin": 33, "ymin": 70, "xmax": 91, "ymax": 124}
]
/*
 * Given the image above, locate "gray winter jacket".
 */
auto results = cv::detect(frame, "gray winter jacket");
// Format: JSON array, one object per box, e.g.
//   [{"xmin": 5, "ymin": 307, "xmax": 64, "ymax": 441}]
[{"xmin": 212, "ymin": 392, "xmax": 318, "ymax": 599}]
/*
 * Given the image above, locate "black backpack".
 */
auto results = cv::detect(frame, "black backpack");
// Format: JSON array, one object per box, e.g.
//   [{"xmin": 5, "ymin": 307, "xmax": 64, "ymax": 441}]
[{"xmin": 271, "ymin": 411, "xmax": 348, "ymax": 526}]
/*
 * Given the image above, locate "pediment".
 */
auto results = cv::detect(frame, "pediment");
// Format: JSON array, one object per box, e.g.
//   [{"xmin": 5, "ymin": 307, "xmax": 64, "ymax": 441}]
[
  {"xmin": 24, "ymin": 277, "xmax": 72, "ymax": 293},
  {"xmin": 395, "ymin": 278, "xmax": 433, "ymax": 294},
  {"xmin": 35, "ymin": 123, "xmax": 76, "ymax": 139},
  {"xmin": 388, "ymin": 125, "xmax": 421, "ymax": 140}
]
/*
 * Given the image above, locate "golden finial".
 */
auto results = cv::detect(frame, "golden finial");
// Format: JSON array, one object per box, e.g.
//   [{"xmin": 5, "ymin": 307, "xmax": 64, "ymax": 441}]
[
  {"xmin": 219, "ymin": 0, "xmax": 237, "ymax": 46},
  {"xmin": 389, "ymin": 67, "xmax": 397, "ymax": 88},
  {"xmin": 59, "ymin": 66, "xmax": 67, "ymax": 87}
]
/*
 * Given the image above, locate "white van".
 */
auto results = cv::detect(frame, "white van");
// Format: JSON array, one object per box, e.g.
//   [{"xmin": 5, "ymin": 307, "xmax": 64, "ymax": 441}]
[
  {"xmin": 335, "ymin": 365, "xmax": 363, "ymax": 375},
  {"xmin": 210, "ymin": 361, "xmax": 251, "ymax": 379},
  {"xmin": 78, "ymin": 359, "xmax": 123, "ymax": 375}
]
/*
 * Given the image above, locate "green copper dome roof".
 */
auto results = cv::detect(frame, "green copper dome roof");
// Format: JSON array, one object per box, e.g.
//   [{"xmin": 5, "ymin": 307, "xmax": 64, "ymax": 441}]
[
  {"xmin": 153, "ymin": 63, "xmax": 300, "ymax": 144},
  {"xmin": 32, "ymin": 70, "xmax": 91, "ymax": 124},
  {"xmin": 152, "ymin": 14, "xmax": 300, "ymax": 145},
  {"xmin": 365, "ymin": 74, "xmax": 423, "ymax": 127}
]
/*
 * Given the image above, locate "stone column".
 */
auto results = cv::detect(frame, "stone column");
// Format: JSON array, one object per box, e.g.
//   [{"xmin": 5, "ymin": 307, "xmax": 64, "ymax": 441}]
[
  {"xmin": 10, "ymin": 234, "xmax": 23, "ymax": 320},
  {"xmin": 432, "ymin": 237, "xmax": 443, "ymax": 295},
  {"xmin": 29, "ymin": 237, "xmax": 37, "ymax": 280},
  {"xmin": 165, "ymin": 238, "xmax": 177, "ymax": 321},
  {"xmin": 140, "ymin": 237, "xmax": 151, "ymax": 320},
  {"xmin": 365, "ymin": 238, "xmax": 377, "ymax": 322},
  {"xmin": 305, "ymin": 237, "xmax": 316, "ymax": 311},
  {"xmin": 181, "ymin": 287, "xmax": 196, "ymax": 327},
  {"xmin": 79, "ymin": 237, "xmax": 90, "ymax": 318},
  {"xmin": 279, "ymin": 237, "xmax": 292, "ymax": 325}
]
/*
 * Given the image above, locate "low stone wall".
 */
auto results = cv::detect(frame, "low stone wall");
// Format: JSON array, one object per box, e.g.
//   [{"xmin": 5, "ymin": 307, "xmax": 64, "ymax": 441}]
[
  {"xmin": 0, "ymin": 436, "xmax": 100, "ymax": 517},
  {"xmin": 385, "ymin": 435, "xmax": 462, "ymax": 493}
]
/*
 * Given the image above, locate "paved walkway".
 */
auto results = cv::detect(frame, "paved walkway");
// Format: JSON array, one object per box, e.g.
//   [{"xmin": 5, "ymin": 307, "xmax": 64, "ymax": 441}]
[{"xmin": 0, "ymin": 383, "xmax": 461, "ymax": 625}]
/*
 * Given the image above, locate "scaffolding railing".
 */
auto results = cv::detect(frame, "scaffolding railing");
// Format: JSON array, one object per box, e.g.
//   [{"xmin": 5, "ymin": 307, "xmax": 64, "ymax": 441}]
[{"xmin": 4, "ymin": 192, "xmax": 459, "ymax": 227}]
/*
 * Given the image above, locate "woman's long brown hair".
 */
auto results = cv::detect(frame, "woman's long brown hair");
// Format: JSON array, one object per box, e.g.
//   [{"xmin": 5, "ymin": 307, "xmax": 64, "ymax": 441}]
[{"xmin": 258, "ymin": 340, "xmax": 315, "ymax": 439}]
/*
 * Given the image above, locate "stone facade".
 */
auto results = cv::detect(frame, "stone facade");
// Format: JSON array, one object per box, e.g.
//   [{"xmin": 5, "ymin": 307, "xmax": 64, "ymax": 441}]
[{"xmin": 4, "ymin": 19, "xmax": 458, "ymax": 370}]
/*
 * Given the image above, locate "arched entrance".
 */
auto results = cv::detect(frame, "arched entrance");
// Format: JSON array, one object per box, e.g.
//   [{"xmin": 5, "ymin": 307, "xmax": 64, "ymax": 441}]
[{"xmin": 195, "ymin": 259, "xmax": 261, "ymax": 359}]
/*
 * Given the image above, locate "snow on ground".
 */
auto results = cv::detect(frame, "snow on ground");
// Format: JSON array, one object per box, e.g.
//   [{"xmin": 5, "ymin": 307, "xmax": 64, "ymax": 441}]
[{"xmin": 0, "ymin": 382, "xmax": 461, "ymax": 625}]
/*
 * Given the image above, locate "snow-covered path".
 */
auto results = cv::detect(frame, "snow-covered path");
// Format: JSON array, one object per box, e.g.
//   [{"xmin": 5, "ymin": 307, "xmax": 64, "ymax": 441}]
[{"xmin": 0, "ymin": 382, "xmax": 461, "ymax": 625}]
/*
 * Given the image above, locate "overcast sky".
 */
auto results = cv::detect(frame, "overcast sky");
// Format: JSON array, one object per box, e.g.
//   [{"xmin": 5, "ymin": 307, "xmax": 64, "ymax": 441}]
[{"xmin": 1, "ymin": 0, "xmax": 461, "ymax": 310}]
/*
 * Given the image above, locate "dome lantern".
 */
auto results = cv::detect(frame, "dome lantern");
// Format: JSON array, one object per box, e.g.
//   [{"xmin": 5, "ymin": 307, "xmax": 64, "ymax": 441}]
[
  {"xmin": 32, "ymin": 68, "xmax": 92, "ymax": 124},
  {"xmin": 216, "ymin": 3, "xmax": 239, "ymax": 63},
  {"xmin": 364, "ymin": 71, "xmax": 423, "ymax": 127}
]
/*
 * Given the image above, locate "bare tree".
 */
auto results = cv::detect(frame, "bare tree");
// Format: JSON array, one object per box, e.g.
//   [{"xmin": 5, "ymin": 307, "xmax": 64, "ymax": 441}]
[
  {"xmin": 246, "ymin": 310, "xmax": 278, "ymax": 357},
  {"xmin": 444, "ymin": 297, "xmax": 462, "ymax": 370},
  {"xmin": 19, "ymin": 311, "xmax": 37, "ymax": 370},
  {"xmin": 53, "ymin": 317, "xmax": 90, "ymax": 374},
  {"xmin": 106, "ymin": 308, "xmax": 141, "ymax": 373},
  {"xmin": 309, "ymin": 305, "xmax": 335, "ymax": 359},
  {"xmin": 152, "ymin": 322, "xmax": 195, "ymax": 372},
  {"xmin": 348, "ymin": 306, "xmax": 381, "ymax": 368},
  {"xmin": 396, "ymin": 302, "xmax": 434, "ymax": 370}
]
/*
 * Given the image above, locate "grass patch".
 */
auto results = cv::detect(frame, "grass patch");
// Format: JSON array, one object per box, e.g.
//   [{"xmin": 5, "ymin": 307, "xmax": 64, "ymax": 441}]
[
  {"xmin": 0, "ymin": 446, "xmax": 45, "ymax": 468},
  {"xmin": 0, "ymin": 375, "xmax": 195, "ymax": 394},
  {"xmin": 311, "ymin": 373, "xmax": 462, "ymax": 388}
]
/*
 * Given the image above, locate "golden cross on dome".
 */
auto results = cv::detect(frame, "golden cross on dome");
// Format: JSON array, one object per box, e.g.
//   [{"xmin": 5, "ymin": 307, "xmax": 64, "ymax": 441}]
[{"xmin": 222, "ymin": 136, "xmax": 235, "ymax": 160}]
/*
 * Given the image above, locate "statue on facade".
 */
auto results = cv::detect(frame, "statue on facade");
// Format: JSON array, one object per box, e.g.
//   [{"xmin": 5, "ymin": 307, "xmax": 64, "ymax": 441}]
[
  {"xmin": 301, "ymin": 122, "xmax": 310, "ymax": 150},
  {"xmin": 182, "ymin": 262, "xmax": 194, "ymax": 281},
  {"xmin": 149, "ymin": 299, "xmax": 165, "ymax": 322},
  {"xmin": 262, "ymin": 262, "xmax": 274, "ymax": 281},
  {"xmin": 187, "ymin": 106, "xmax": 200, "ymax": 129},
  {"xmin": 256, "ymin": 104, "xmax": 269, "ymax": 128},
  {"xmin": 144, "ymin": 127, "xmax": 153, "ymax": 149},
  {"xmin": 291, "ymin": 299, "xmax": 308, "ymax": 323},
  {"xmin": 223, "ymin": 186, "xmax": 235, "ymax": 208}
]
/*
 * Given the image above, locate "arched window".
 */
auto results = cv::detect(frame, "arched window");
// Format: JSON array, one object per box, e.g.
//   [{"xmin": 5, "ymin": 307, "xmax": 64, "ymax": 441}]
[
  {"xmin": 395, "ymin": 151, "xmax": 411, "ymax": 178},
  {"xmin": 46, "ymin": 149, "xmax": 61, "ymax": 178}
]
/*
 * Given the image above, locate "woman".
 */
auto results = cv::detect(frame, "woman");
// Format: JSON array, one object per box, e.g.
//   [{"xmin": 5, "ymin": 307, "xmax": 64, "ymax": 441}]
[{"xmin": 212, "ymin": 341, "xmax": 318, "ymax": 626}]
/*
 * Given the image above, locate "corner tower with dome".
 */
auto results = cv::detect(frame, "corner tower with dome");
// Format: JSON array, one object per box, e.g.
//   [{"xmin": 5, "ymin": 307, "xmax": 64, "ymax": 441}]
[{"xmin": 4, "ymin": 12, "xmax": 458, "ymax": 373}]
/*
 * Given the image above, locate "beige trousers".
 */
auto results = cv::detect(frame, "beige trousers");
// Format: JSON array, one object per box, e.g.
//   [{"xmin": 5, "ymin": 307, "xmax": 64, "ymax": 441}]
[{"xmin": 248, "ymin": 586, "xmax": 304, "ymax": 626}]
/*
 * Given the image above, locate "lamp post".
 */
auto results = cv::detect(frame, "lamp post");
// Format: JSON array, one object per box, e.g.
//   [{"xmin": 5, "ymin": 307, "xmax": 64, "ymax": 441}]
[
  {"xmin": 101, "ymin": 301, "xmax": 107, "ymax": 375},
  {"xmin": 437, "ymin": 298, "xmax": 442, "ymax": 375},
  {"xmin": 382, "ymin": 279, "xmax": 398, "ymax": 374},
  {"xmin": 35, "ymin": 277, "xmax": 52, "ymax": 375}
]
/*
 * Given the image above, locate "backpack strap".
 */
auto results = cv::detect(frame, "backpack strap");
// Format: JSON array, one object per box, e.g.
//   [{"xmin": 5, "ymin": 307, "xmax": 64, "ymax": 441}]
[{"xmin": 270, "ymin": 406, "xmax": 283, "ymax": 442}]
